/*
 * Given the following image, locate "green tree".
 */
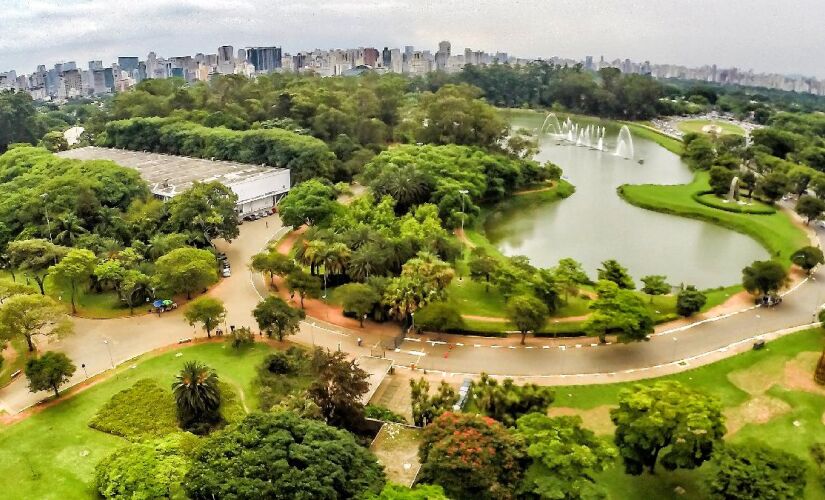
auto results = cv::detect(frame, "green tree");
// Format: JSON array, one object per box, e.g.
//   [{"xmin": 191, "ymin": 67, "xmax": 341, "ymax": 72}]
[
  {"xmin": 554, "ymin": 258, "xmax": 590, "ymax": 302},
  {"xmin": 121, "ymin": 270, "xmax": 151, "ymax": 315},
  {"xmin": 471, "ymin": 373, "xmax": 555, "ymax": 427},
  {"xmin": 167, "ymin": 181, "xmax": 240, "ymax": 244},
  {"xmin": 410, "ymin": 378, "xmax": 459, "ymax": 427},
  {"xmin": 253, "ymin": 296, "xmax": 305, "ymax": 341},
  {"xmin": 683, "ymin": 136, "xmax": 716, "ymax": 170},
  {"xmin": 597, "ymin": 259, "xmax": 635, "ymax": 289},
  {"xmin": 742, "ymin": 260, "xmax": 789, "ymax": 297},
  {"xmin": 506, "ymin": 294, "xmax": 548, "ymax": 345},
  {"xmin": 285, "ymin": 270, "xmax": 322, "ymax": 308},
  {"xmin": 756, "ymin": 172, "xmax": 790, "ymax": 203},
  {"xmin": 709, "ymin": 443, "xmax": 806, "ymax": 500},
  {"xmin": 676, "ymin": 285, "xmax": 707, "ymax": 317},
  {"xmin": 468, "ymin": 248, "xmax": 498, "ymax": 292},
  {"xmin": 338, "ymin": 282, "xmax": 380, "ymax": 326},
  {"xmin": 183, "ymin": 296, "xmax": 227, "ymax": 338},
  {"xmin": 419, "ymin": 412, "xmax": 526, "ymax": 500},
  {"xmin": 515, "ymin": 413, "xmax": 617, "ymax": 500},
  {"xmin": 0, "ymin": 281, "xmax": 35, "ymax": 303},
  {"xmin": 171, "ymin": 361, "xmax": 222, "ymax": 431},
  {"xmin": 307, "ymin": 348, "xmax": 371, "ymax": 432},
  {"xmin": 641, "ymin": 275, "xmax": 670, "ymax": 303},
  {"xmin": 0, "ymin": 90, "xmax": 44, "ymax": 152},
  {"xmin": 796, "ymin": 194, "xmax": 825, "ymax": 223},
  {"xmin": 95, "ymin": 434, "xmax": 194, "ymax": 500},
  {"xmin": 49, "ymin": 248, "xmax": 97, "ymax": 314},
  {"xmin": 250, "ymin": 249, "xmax": 295, "ymax": 286},
  {"xmin": 414, "ymin": 302, "xmax": 466, "ymax": 333},
  {"xmin": 791, "ymin": 245, "xmax": 825, "ymax": 274},
  {"xmin": 6, "ymin": 239, "xmax": 69, "ymax": 295},
  {"xmin": 0, "ymin": 294, "xmax": 71, "ymax": 351},
  {"xmin": 709, "ymin": 166, "xmax": 736, "ymax": 196},
  {"xmin": 611, "ymin": 381, "xmax": 725, "ymax": 475},
  {"xmin": 94, "ymin": 259, "xmax": 127, "ymax": 298},
  {"xmin": 184, "ymin": 412, "xmax": 385, "ymax": 499},
  {"xmin": 584, "ymin": 280, "xmax": 654, "ymax": 342},
  {"xmin": 368, "ymin": 483, "xmax": 448, "ymax": 500},
  {"xmin": 39, "ymin": 131, "xmax": 68, "ymax": 152},
  {"xmin": 25, "ymin": 351, "xmax": 76, "ymax": 398},
  {"xmin": 153, "ymin": 247, "xmax": 218, "ymax": 299},
  {"xmin": 278, "ymin": 179, "xmax": 338, "ymax": 227}
]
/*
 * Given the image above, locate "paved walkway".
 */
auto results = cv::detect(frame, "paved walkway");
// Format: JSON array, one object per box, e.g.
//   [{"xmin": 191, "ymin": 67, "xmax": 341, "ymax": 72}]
[{"xmin": 2, "ymin": 215, "xmax": 825, "ymax": 415}]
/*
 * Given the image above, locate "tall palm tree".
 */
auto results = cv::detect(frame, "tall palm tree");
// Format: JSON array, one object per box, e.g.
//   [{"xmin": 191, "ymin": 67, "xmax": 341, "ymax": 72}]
[
  {"xmin": 54, "ymin": 213, "xmax": 88, "ymax": 246},
  {"xmin": 299, "ymin": 239, "xmax": 328, "ymax": 276},
  {"xmin": 171, "ymin": 361, "xmax": 222, "ymax": 429},
  {"xmin": 347, "ymin": 245, "xmax": 378, "ymax": 282},
  {"xmin": 322, "ymin": 242, "xmax": 351, "ymax": 277}
]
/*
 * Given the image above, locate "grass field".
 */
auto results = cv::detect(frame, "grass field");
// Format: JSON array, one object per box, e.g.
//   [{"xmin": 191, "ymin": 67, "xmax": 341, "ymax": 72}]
[
  {"xmin": 619, "ymin": 171, "xmax": 809, "ymax": 266},
  {"xmin": 678, "ymin": 119, "xmax": 746, "ymax": 137},
  {"xmin": 0, "ymin": 341, "xmax": 274, "ymax": 499},
  {"xmin": 622, "ymin": 121, "xmax": 685, "ymax": 155},
  {"xmin": 551, "ymin": 327, "xmax": 825, "ymax": 499}
]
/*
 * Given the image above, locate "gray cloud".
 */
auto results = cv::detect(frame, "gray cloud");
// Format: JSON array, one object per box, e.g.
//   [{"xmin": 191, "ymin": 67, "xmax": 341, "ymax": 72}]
[{"xmin": 1, "ymin": 0, "xmax": 823, "ymax": 77}]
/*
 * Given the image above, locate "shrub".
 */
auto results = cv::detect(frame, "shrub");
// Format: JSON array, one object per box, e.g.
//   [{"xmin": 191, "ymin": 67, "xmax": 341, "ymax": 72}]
[
  {"xmin": 89, "ymin": 379, "xmax": 178, "ymax": 440},
  {"xmin": 365, "ymin": 404, "xmax": 408, "ymax": 424},
  {"xmin": 227, "ymin": 326, "xmax": 255, "ymax": 349}
]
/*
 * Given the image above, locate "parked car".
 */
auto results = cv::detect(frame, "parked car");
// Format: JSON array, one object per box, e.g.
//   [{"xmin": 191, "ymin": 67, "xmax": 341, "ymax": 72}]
[{"xmin": 222, "ymin": 267, "xmax": 231, "ymax": 278}]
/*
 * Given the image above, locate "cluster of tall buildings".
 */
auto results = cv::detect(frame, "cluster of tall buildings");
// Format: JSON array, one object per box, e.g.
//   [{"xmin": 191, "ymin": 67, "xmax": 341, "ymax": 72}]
[
  {"xmin": 585, "ymin": 56, "xmax": 825, "ymax": 96},
  {"xmin": 0, "ymin": 41, "xmax": 525, "ymax": 102},
  {"xmin": 2, "ymin": 40, "xmax": 824, "ymax": 101}
]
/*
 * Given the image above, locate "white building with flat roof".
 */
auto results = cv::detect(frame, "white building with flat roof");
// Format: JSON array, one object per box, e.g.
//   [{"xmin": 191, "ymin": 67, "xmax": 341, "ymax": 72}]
[{"xmin": 57, "ymin": 147, "xmax": 290, "ymax": 215}]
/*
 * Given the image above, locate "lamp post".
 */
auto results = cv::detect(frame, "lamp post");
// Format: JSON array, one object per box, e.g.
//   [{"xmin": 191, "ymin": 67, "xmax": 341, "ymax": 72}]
[
  {"xmin": 103, "ymin": 339, "xmax": 115, "ymax": 370},
  {"xmin": 458, "ymin": 189, "xmax": 469, "ymax": 232},
  {"xmin": 41, "ymin": 193, "xmax": 54, "ymax": 245}
]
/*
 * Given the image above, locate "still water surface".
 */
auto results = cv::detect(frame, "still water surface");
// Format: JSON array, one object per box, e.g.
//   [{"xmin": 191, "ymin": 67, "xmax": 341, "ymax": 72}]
[{"xmin": 485, "ymin": 114, "xmax": 767, "ymax": 288}]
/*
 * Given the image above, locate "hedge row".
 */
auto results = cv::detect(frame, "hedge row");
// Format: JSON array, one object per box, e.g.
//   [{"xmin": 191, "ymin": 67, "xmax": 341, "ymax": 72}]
[
  {"xmin": 101, "ymin": 117, "xmax": 336, "ymax": 183},
  {"xmin": 692, "ymin": 190, "xmax": 776, "ymax": 215}
]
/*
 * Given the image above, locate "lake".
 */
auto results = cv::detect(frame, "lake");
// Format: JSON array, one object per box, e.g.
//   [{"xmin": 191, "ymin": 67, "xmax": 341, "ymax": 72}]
[{"xmin": 484, "ymin": 112, "xmax": 767, "ymax": 288}]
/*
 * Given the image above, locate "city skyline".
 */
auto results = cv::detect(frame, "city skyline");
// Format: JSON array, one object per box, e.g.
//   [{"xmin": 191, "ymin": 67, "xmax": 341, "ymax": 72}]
[{"xmin": 1, "ymin": 0, "xmax": 824, "ymax": 79}]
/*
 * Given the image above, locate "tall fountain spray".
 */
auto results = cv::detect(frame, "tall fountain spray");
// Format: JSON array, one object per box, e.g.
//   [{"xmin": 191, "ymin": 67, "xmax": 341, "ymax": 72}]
[
  {"xmin": 615, "ymin": 125, "xmax": 635, "ymax": 159},
  {"xmin": 540, "ymin": 113, "xmax": 562, "ymax": 136}
]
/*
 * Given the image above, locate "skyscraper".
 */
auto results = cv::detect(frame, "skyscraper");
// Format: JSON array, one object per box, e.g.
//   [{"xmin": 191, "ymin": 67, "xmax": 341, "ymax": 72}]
[
  {"xmin": 246, "ymin": 47, "xmax": 282, "ymax": 73},
  {"xmin": 435, "ymin": 40, "xmax": 451, "ymax": 71},
  {"xmin": 218, "ymin": 45, "xmax": 234, "ymax": 64},
  {"xmin": 118, "ymin": 57, "xmax": 139, "ymax": 75}
]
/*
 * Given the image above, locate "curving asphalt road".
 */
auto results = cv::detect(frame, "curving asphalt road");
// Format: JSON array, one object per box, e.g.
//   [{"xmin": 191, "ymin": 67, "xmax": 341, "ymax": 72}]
[{"xmin": 1, "ymin": 213, "xmax": 824, "ymax": 415}]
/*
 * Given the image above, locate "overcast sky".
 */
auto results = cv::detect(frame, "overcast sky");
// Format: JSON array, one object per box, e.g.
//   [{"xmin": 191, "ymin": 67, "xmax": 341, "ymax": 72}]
[{"xmin": 2, "ymin": 0, "xmax": 823, "ymax": 78}]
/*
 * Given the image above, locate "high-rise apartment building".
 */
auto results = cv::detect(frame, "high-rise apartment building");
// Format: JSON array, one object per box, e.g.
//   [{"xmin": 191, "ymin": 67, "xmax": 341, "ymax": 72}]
[{"xmin": 247, "ymin": 47, "xmax": 282, "ymax": 73}]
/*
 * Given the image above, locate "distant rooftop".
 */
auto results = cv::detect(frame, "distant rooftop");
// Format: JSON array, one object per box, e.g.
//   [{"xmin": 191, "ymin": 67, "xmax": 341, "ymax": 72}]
[{"xmin": 56, "ymin": 147, "xmax": 289, "ymax": 200}]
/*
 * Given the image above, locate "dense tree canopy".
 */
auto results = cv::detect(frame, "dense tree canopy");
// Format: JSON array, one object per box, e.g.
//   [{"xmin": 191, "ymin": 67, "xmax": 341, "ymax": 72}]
[
  {"xmin": 419, "ymin": 412, "xmax": 527, "ymax": 500},
  {"xmin": 611, "ymin": 381, "xmax": 726, "ymax": 475},
  {"xmin": 709, "ymin": 443, "xmax": 807, "ymax": 500},
  {"xmin": 184, "ymin": 411, "xmax": 385, "ymax": 499},
  {"xmin": 515, "ymin": 413, "xmax": 617, "ymax": 500},
  {"xmin": 102, "ymin": 117, "xmax": 336, "ymax": 183},
  {"xmin": 471, "ymin": 373, "xmax": 555, "ymax": 427}
]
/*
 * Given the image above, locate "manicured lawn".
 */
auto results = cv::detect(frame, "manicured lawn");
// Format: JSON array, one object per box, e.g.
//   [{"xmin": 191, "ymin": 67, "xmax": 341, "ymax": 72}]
[
  {"xmin": 619, "ymin": 171, "xmax": 809, "ymax": 266},
  {"xmin": 677, "ymin": 119, "xmax": 746, "ymax": 137},
  {"xmin": 0, "ymin": 341, "xmax": 274, "ymax": 499},
  {"xmin": 623, "ymin": 121, "xmax": 685, "ymax": 155},
  {"xmin": 552, "ymin": 327, "xmax": 825, "ymax": 499}
]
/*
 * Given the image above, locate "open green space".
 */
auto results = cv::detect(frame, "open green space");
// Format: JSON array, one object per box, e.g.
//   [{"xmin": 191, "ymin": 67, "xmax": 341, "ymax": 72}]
[
  {"xmin": 695, "ymin": 192, "xmax": 777, "ymax": 214},
  {"xmin": 619, "ymin": 171, "xmax": 809, "ymax": 266},
  {"xmin": 677, "ymin": 119, "xmax": 746, "ymax": 137},
  {"xmin": 0, "ymin": 341, "xmax": 274, "ymax": 499},
  {"xmin": 552, "ymin": 327, "xmax": 825, "ymax": 499},
  {"xmin": 623, "ymin": 121, "xmax": 685, "ymax": 155}
]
